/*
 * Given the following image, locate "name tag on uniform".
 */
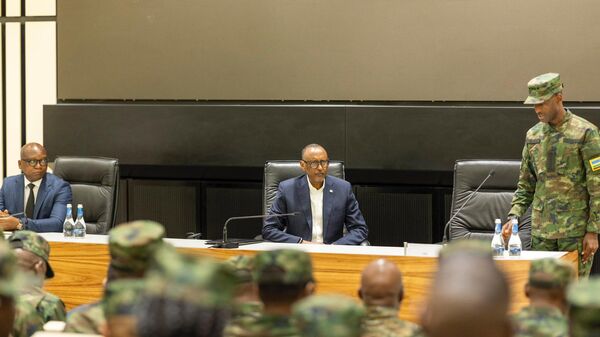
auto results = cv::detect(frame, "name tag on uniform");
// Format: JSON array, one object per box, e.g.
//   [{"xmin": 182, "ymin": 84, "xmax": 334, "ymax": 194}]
[{"xmin": 589, "ymin": 157, "xmax": 600, "ymax": 171}]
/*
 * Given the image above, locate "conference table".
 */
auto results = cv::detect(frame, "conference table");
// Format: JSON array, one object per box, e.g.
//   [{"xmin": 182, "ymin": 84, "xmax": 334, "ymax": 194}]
[{"xmin": 37, "ymin": 233, "xmax": 576, "ymax": 323}]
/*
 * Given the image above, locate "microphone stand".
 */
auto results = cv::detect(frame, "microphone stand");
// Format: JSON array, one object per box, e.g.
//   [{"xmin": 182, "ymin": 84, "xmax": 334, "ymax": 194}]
[{"xmin": 211, "ymin": 212, "xmax": 298, "ymax": 248}]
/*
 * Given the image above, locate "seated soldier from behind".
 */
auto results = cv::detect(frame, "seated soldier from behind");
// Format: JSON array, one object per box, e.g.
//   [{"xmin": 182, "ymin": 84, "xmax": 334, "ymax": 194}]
[
  {"xmin": 512, "ymin": 258, "xmax": 574, "ymax": 337},
  {"xmin": 0, "ymin": 238, "xmax": 44, "ymax": 337},
  {"xmin": 359, "ymin": 258, "xmax": 422, "ymax": 337},
  {"xmin": 223, "ymin": 255, "xmax": 263, "ymax": 337},
  {"xmin": 566, "ymin": 277, "xmax": 600, "ymax": 337},
  {"xmin": 8, "ymin": 230, "xmax": 66, "ymax": 323},
  {"xmin": 240, "ymin": 249, "xmax": 315, "ymax": 337},
  {"xmin": 64, "ymin": 220, "xmax": 165, "ymax": 334},
  {"xmin": 293, "ymin": 294, "xmax": 365, "ymax": 337},
  {"xmin": 421, "ymin": 240, "xmax": 512, "ymax": 337}
]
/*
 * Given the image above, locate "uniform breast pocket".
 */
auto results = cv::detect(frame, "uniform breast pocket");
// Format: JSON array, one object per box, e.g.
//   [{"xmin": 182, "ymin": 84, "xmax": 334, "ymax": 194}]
[
  {"xmin": 528, "ymin": 142, "xmax": 545, "ymax": 176},
  {"xmin": 556, "ymin": 139, "xmax": 583, "ymax": 175}
]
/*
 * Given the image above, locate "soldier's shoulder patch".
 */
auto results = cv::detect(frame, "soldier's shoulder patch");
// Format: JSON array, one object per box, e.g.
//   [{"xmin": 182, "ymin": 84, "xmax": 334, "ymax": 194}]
[{"xmin": 589, "ymin": 156, "xmax": 600, "ymax": 172}]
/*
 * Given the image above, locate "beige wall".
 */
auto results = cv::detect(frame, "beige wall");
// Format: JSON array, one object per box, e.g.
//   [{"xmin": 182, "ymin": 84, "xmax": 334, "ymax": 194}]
[{"xmin": 58, "ymin": 0, "xmax": 600, "ymax": 101}]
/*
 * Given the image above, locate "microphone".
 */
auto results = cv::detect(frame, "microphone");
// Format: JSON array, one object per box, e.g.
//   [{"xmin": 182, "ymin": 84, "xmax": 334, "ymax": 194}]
[
  {"xmin": 442, "ymin": 169, "xmax": 495, "ymax": 243},
  {"xmin": 210, "ymin": 212, "xmax": 299, "ymax": 249},
  {"xmin": 186, "ymin": 232, "xmax": 203, "ymax": 239}
]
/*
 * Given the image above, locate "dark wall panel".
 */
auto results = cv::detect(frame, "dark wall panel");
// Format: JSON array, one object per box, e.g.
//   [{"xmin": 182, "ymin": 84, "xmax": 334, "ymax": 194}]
[{"xmin": 204, "ymin": 184, "xmax": 262, "ymax": 240}]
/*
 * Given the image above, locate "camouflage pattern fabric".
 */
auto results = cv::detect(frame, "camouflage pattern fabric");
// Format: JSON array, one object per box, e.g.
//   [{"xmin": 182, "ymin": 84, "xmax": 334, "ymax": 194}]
[
  {"xmin": 225, "ymin": 313, "xmax": 299, "ymax": 337},
  {"xmin": 11, "ymin": 298, "xmax": 44, "ymax": 337},
  {"xmin": 7, "ymin": 230, "xmax": 54, "ymax": 278},
  {"xmin": 531, "ymin": 236, "xmax": 589, "ymax": 277},
  {"xmin": 511, "ymin": 306, "xmax": 568, "ymax": 337},
  {"xmin": 225, "ymin": 255, "xmax": 255, "ymax": 283},
  {"xmin": 63, "ymin": 301, "xmax": 103, "ymax": 334},
  {"xmin": 108, "ymin": 220, "xmax": 165, "ymax": 274},
  {"xmin": 510, "ymin": 109, "xmax": 600, "ymax": 277},
  {"xmin": 20, "ymin": 285, "xmax": 66, "ymax": 323},
  {"xmin": 223, "ymin": 301, "xmax": 264, "ymax": 337},
  {"xmin": 524, "ymin": 73, "xmax": 563, "ymax": 104},
  {"xmin": 0, "ymin": 240, "xmax": 19, "ymax": 297},
  {"xmin": 103, "ymin": 279, "xmax": 146, "ymax": 318},
  {"xmin": 528, "ymin": 257, "xmax": 575, "ymax": 288},
  {"xmin": 361, "ymin": 306, "xmax": 423, "ymax": 337},
  {"xmin": 567, "ymin": 277, "xmax": 600, "ymax": 337},
  {"xmin": 292, "ymin": 294, "xmax": 365, "ymax": 337},
  {"xmin": 254, "ymin": 249, "xmax": 313, "ymax": 285}
]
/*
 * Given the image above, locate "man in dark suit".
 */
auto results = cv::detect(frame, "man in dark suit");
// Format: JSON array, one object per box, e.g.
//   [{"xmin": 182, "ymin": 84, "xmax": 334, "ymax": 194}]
[
  {"xmin": 262, "ymin": 144, "xmax": 368, "ymax": 245},
  {"xmin": 0, "ymin": 143, "xmax": 72, "ymax": 232}
]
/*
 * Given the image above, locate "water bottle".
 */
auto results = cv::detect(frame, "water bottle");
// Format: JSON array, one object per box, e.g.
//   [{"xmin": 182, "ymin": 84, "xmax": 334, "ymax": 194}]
[
  {"xmin": 491, "ymin": 218, "xmax": 504, "ymax": 257},
  {"xmin": 508, "ymin": 218, "xmax": 522, "ymax": 256},
  {"xmin": 73, "ymin": 204, "xmax": 86, "ymax": 238},
  {"xmin": 63, "ymin": 204, "xmax": 74, "ymax": 237}
]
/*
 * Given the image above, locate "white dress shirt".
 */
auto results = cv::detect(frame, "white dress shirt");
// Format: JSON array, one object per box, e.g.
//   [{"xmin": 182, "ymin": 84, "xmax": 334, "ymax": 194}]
[
  {"xmin": 24, "ymin": 177, "xmax": 42, "ymax": 213},
  {"xmin": 307, "ymin": 176, "xmax": 324, "ymax": 243}
]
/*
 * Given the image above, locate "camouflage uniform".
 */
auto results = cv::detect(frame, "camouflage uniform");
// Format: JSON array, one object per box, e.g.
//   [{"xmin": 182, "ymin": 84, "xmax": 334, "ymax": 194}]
[
  {"xmin": 293, "ymin": 294, "xmax": 365, "ymax": 337},
  {"xmin": 509, "ymin": 73, "xmax": 600, "ymax": 277},
  {"xmin": 64, "ymin": 220, "xmax": 165, "ymax": 334},
  {"xmin": 223, "ymin": 255, "xmax": 264, "ymax": 337},
  {"xmin": 511, "ymin": 258, "xmax": 574, "ymax": 337},
  {"xmin": 361, "ymin": 306, "xmax": 422, "ymax": 337},
  {"xmin": 566, "ymin": 277, "xmax": 600, "ymax": 337},
  {"xmin": 7, "ymin": 231, "xmax": 66, "ymax": 322},
  {"xmin": 233, "ymin": 249, "xmax": 314, "ymax": 337},
  {"xmin": 0, "ymin": 240, "xmax": 43, "ymax": 337}
]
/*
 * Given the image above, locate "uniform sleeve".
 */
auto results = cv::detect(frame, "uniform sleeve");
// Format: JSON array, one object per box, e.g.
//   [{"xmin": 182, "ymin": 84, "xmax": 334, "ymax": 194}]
[
  {"xmin": 509, "ymin": 142, "xmax": 536, "ymax": 217},
  {"xmin": 581, "ymin": 128, "xmax": 600, "ymax": 234}
]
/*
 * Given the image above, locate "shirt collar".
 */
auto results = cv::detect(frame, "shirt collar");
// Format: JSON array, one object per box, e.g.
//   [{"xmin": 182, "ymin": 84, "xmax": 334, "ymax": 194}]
[
  {"xmin": 307, "ymin": 175, "xmax": 325, "ymax": 192},
  {"xmin": 545, "ymin": 109, "xmax": 572, "ymax": 133},
  {"xmin": 24, "ymin": 176, "xmax": 42, "ymax": 188}
]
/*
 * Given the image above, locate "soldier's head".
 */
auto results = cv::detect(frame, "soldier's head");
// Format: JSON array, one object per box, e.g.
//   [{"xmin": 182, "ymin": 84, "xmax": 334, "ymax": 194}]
[
  {"xmin": 422, "ymin": 241, "xmax": 511, "ymax": 337},
  {"xmin": 524, "ymin": 72, "xmax": 565, "ymax": 125},
  {"xmin": 300, "ymin": 144, "xmax": 329, "ymax": 189},
  {"xmin": 0, "ymin": 241, "xmax": 20, "ymax": 337},
  {"xmin": 136, "ymin": 247, "xmax": 237, "ymax": 337},
  {"xmin": 101, "ymin": 279, "xmax": 145, "ymax": 337},
  {"xmin": 525, "ymin": 258, "xmax": 575, "ymax": 314},
  {"xmin": 293, "ymin": 294, "xmax": 365, "ymax": 337},
  {"xmin": 108, "ymin": 220, "xmax": 165, "ymax": 281},
  {"xmin": 358, "ymin": 258, "xmax": 404, "ymax": 309},
  {"xmin": 254, "ymin": 249, "xmax": 315, "ymax": 313},
  {"xmin": 18, "ymin": 143, "xmax": 48, "ymax": 182},
  {"xmin": 567, "ymin": 277, "xmax": 600, "ymax": 337},
  {"xmin": 224, "ymin": 255, "xmax": 260, "ymax": 304},
  {"xmin": 8, "ymin": 230, "xmax": 54, "ymax": 283}
]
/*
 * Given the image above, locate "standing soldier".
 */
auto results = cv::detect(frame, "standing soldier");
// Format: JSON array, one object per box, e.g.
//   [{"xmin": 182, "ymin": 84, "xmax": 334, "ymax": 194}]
[
  {"xmin": 511, "ymin": 258, "xmax": 575, "ymax": 337},
  {"xmin": 505, "ymin": 73, "xmax": 600, "ymax": 276}
]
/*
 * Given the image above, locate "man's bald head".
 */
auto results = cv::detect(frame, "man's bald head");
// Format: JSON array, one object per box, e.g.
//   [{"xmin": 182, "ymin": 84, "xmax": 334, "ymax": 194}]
[
  {"xmin": 20, "ymin": 143, "xmax": 46, "ymax": 158},
  {"xmin": 422, "ymin": 254, "xmax": 512, "ymax": 337},
  {"xmin": 359, "ymin": 259, "xmax": 403, "ymax": 308}
]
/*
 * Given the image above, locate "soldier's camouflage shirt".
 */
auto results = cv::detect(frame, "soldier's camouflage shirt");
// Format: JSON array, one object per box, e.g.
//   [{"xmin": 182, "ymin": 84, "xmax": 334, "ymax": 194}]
[
  {"xmin": 63, "ymin": 301, "xmax": 104, "ymax": 334},
  {"xmin": 223, "ymin": 301, "xmax": 264, "ymax": 337},
  {"xmin": 510, "ymin": 110, "xmax": 600, "ymax": 239},
  {"xmin": 225, "ymin": 312, "xmax": 299, "ymax": 337},
  {"xmin": 511, "ymin": 305, "xmax": 568, "ymax": 337},
  {"xmin": 11, "ymin": 298, "xmax": 44, "ymax": 337},
  {"xmin": 361, "ymin": 306, "xmax": 423, "ymax": 337},
  {"xmin": 21, "ymin": 285, "xmax": 66, "ymax": 323}
]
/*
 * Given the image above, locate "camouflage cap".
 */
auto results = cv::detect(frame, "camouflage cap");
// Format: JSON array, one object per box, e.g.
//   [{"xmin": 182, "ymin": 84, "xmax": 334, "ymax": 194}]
[
  {"xmin": 567, "ymin": 277, "xmax": 600, "ymax": 337},
  {"xmin": 254, "ymin": 249, "xmax": 313, "ymax": 285},
  {"xmin": 108, "ymin": 220, "xmax": 165, "ymax": 274},
  {"xmin": 524, "ymin": 73, "xmax": 563, "ymax": 104},
  {"xmin": 103, "ymin": 279, "xmax": 146, "ymax": 318},
  {"xmin": 143, "ymin": 246, "xmax": 237, "ymax": 308},
  {"xmin": 7, "ymin": 230, "xmax": 54, "ymax": 278},
  {"xmin": 0, "ymin": 240, "xmax": 20, "ymax": 298},
  {"xmin": 528, "ymin": 258, "xmax": 575, "ymax": 288},
  {"xmin": 293, "ymin": 294, "xmax": 365, "ymax": 337},
  {"xmin": 224, "ymin": 255, "xmax": 255, "ymax": 284},
  {"xmin": 438, "ymin": 239, "xmax": 493, "ymax": 261}
]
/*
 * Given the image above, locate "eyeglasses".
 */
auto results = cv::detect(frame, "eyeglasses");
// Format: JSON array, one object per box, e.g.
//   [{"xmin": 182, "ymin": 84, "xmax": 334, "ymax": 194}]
[
  {"xmin": 302, "ymin": 160, "xmax": 330, "ymax": 169},
  {"xmin": 22, "ymin": 158, "xmax": 48, "ymax": 167}
]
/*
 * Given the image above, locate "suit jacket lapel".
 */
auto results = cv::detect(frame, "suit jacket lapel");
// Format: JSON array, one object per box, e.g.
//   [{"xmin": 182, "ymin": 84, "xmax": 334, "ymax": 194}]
[
  {"xmin": 322, "ymin": 178, "xmax": 333, "ymax": 239},
  {"xmin": 14, "ymin": 175, "xmax": 25, "ymax": 214},
  {"xmin": 296, "ymin": 176, "xmax": 312, "ymax": 231},
  {"xmin": 33, "ymin": 175, "xmax": 51, "ymax": 219}
]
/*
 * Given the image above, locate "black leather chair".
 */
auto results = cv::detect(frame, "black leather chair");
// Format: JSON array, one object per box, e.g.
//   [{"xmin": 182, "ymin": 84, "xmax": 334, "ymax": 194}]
[
  {"xmin": 263, "ymin": 160, "xmax": 345, "ymax": 214},
  {"xmin": 447, "ymin": 159, "xmax": 532, "ymax": 249},
  {"xmin": 53, "ymin": 156, "xmax": 119, "ymax": 234}
]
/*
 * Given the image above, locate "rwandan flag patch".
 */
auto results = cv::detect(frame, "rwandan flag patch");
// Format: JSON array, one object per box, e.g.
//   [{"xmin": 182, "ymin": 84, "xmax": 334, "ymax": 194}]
[{"xmin": 590, "ymin": 157, "xmax": 600, "ymax": 171}]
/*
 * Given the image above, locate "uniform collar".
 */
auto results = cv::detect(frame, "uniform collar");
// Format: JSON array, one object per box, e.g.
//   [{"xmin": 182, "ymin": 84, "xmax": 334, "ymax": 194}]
[
  {"xmin": 365, "ymin": 305, "xmax": 399, "ymax": 320},
  {"xmin": 545, "ymin": 109, "xmax": 572, "ymax": 133}
]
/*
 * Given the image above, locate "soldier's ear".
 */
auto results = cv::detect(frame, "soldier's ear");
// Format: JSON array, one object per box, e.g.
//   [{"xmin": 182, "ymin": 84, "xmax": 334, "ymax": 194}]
[
  {"xmin": 555, "ymin": 92, "xmax": 563, "ymax": 104},
  {"xmin": 524, "ymin": 283, "xmax": 531, "ymax": 298}
]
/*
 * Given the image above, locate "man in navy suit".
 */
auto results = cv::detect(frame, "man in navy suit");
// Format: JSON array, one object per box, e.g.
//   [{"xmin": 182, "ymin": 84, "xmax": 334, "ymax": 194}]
[
  {"xmin": 263, "ymin": 144, "xmax": 368, "ymax": 245},
  {"xmin": 0, "ymin": 143, "xmax": 72, "ymax": 232}
]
